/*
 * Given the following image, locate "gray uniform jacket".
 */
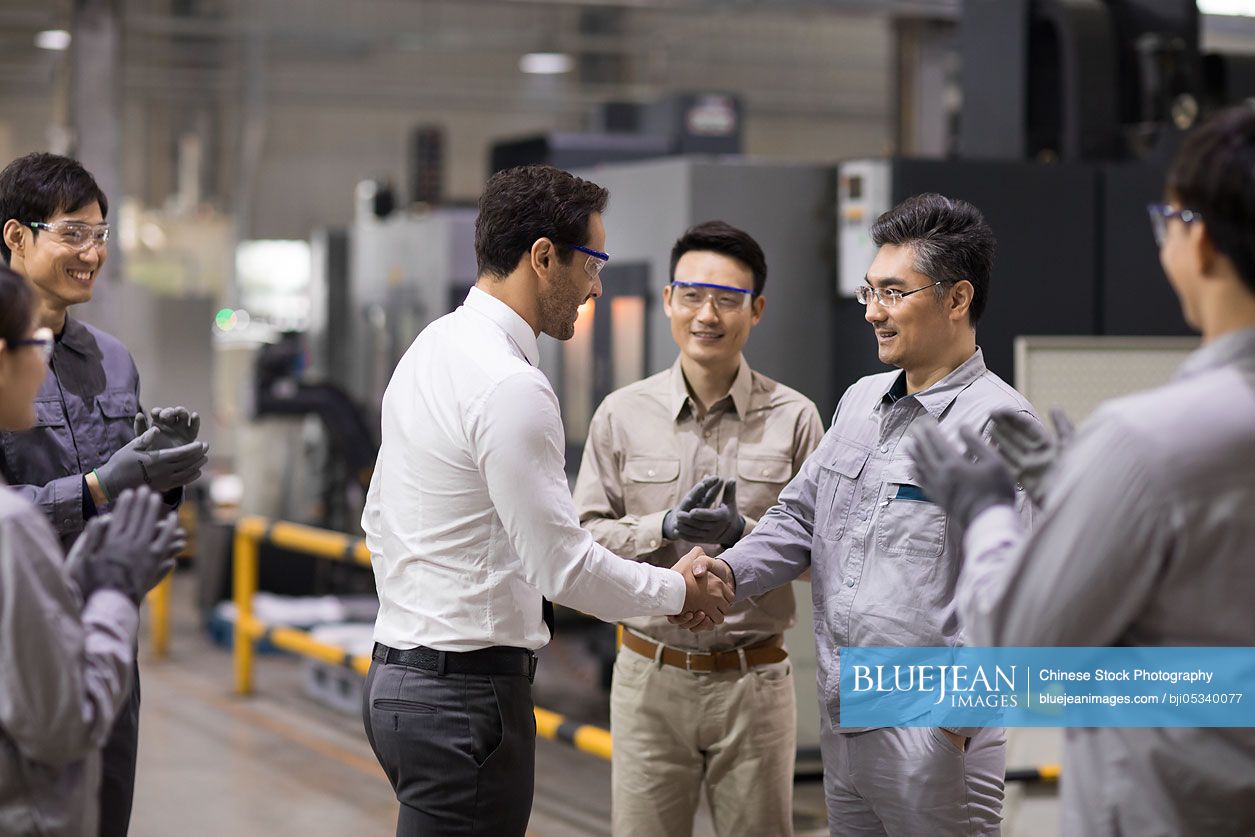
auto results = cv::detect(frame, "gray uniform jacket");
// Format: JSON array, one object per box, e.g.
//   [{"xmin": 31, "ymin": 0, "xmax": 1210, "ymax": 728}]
[
  {"xmin": 720, "ymin": 349, "xmax": 1037, "ymax": 732},
  {"xmin": 0, "ymin": 317, "xmax": 174, "ymax": 551},
  {"xmin": 0, "ymin": 478, "xmax": 138, "ymax": 836},
  {"xmin": 958, "ymin": 326, "xmax": 1255, "ymax": 837}
]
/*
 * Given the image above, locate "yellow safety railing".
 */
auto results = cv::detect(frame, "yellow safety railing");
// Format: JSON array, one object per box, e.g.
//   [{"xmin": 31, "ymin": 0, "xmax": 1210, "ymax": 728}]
[
  {"xmin": 229, "ymin": 515, "xmax": 1060, "ymax": 779},
  {"xmin": 231, "ymin": 516, "xmax": 614, "ymax": 761}
]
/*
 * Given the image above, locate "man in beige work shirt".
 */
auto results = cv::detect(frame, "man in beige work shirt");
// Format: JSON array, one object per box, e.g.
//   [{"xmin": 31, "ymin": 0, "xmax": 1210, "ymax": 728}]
[{"xmin": 574, "ymin": 221, "xmax": 824, "ymax": 837}]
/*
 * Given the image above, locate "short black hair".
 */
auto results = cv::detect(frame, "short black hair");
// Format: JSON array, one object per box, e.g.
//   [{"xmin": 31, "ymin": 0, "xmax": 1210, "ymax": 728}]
[
  {"xmin": 1166, "ymin": 104, "xmax": 1255, "ymax": 294},
  {"xmin": 669, "ymin": 220, "xmax": 768, "ymax": 297},
  {"xmin": 870, "ymin": 192, "xmax": 995, "ymax": 325},
  {"xmin": 474, "ymin": 165, "xmax": 609, "ymax": 279},
  {"xmin": 0, "ymin": 153, "xmax": 108, "ymax": 265},
  {"xmin": 0, "ymin": 265, "xmax": 34, "ymax": 345}
]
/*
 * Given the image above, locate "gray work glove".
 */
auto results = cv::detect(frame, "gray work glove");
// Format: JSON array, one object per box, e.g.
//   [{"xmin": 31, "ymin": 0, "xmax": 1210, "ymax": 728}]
[
  {"xmin": 135, "ymin": 406, "xmax": 202, "ymax": 449},
  {"xmin": 662, "ymin": 476, "xmax": 723, "ymax": 541},
  {"xmin": 96, "ymin": 425, "xmax": 208, "ymax": 498},
  {"xmin": 673, "ymin": 481, "xmax": 745, "ymax": 547},
  {"xmin": 70, "ymin": 488, "xmax": 182, "ymax": 605},
  {"xmin": 988, "ymin": 407, "xmax": 1074, "ymax": 507},
  {"xmin": 907, "ymin": 422, "xmax": 1017, "ymax": 530}
]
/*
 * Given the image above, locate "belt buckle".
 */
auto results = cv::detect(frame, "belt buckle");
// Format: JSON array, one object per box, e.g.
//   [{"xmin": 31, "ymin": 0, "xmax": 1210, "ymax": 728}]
[
  {"xmin": 528, "ymin": 652, "xmax": 538, "ymax": 683},
  {"xmin": 684, "ymin": 651, "xmax": 694, "ymax": 672}
]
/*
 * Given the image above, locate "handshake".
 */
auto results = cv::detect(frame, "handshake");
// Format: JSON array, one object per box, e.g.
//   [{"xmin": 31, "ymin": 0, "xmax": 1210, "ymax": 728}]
[{"xmin": 667, "ymin": 547, "xmax": 736, "ymax": 632}]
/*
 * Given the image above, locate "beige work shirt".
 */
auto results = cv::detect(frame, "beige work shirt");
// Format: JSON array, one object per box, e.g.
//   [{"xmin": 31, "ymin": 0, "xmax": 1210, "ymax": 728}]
[{"xmin": 573, "ymin": 357, "xmax": 824, "ymax": 652}]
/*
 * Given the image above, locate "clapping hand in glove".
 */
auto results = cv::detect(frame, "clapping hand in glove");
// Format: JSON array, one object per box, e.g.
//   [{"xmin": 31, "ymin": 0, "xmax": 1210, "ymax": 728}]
[
  {"xmin": 66, "ymin": 487, "xmax": 183, "ymax": 605},
  {"xmin": 95, "ymin": 422, "xmax": 208, "ymax": 498},
  {"xmin": 906, "ymin": 421, "xmax": 1017, "ymax": 530},
  {"xmin": 662, "ymin": 476, "xmax": 724, "ymax": 541},
  {"xmin": 674, "ymin": 481, "xmax": 745, "ymax": 547},
  {"xmin": 135, "ymin": 406, "xmax": 202, "ymax": 450},
  {"xmin": 988, "ymin": 407, "xmax": 1074, "ymax": 507}
]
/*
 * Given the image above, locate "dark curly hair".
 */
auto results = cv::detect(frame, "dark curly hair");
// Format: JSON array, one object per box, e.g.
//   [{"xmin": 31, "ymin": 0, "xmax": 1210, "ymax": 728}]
[{"xmin": 474, "ymin": 165, "xmax": 609, "ymax": 279}]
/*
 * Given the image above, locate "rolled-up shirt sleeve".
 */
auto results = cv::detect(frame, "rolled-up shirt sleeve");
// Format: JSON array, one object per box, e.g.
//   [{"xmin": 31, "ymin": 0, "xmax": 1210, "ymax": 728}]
[
  {"xmin": 0, "ymin": 507, "xmax": 137, "ymax": 768},
  {"xmin": 473, "ymin": 372, "xmax": 685, "ymax": 621}
]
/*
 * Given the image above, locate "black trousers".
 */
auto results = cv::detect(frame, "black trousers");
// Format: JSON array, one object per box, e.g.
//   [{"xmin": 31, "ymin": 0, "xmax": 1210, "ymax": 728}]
[
  {"xmin": 98, "ymin": 664, "xmax": 140, "ymax": 837},
  {"xmin": 363, "ymin": 659, "xmax": 536, "ymax": 836}
]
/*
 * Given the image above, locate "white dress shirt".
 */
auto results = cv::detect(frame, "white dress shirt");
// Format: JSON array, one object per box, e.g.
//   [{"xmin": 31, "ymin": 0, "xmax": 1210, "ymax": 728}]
[{"xmin": 364, "ymin": 286, "xmax": 686, "ymax": 652}]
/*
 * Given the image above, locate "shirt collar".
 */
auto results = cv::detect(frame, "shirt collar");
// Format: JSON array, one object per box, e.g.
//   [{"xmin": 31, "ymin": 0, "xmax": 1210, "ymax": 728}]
[
  {"xmin": 463, "ymin": 286, "xmax": 540, "ymax": 367},
  {"xmin": 57, "ymin": 316, "xmax": 94, "ymax": 357},
  {"xmin": 879, "ymin": 347, "xmax": 988, "ymax": 419},
  {"xmin": 1174, "ymin": 326, "xmax": 1255, "ymax": 381},
  {"xmin": 668, "ymin": 356, "xmax": 753, "ymax": 421}
]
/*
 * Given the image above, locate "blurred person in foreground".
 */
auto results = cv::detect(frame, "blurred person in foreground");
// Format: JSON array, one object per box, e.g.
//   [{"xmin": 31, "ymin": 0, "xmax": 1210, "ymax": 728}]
[
  {"xmin": 0, "ymin": 265, "xmax": 180, "ymax": 836},
  {"xmin": 907, "ymin": 104, "xmax": 1255, "ymax": 837}
]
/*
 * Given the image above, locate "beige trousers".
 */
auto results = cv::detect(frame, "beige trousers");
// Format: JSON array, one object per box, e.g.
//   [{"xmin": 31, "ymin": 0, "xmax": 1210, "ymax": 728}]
[{"xmin": 610, "ymin": 643, "xmax": 797, "ymax": 837}]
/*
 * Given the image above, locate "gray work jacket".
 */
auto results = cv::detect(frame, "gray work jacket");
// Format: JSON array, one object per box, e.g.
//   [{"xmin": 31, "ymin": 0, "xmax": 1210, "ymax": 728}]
[
  {"xmin": 0, "ymin": 317, "xmax": 174, "ymax": 550},
  {"xmin": 0, "ymin": 478, "xmax": 138, "ymax": 836},
  {"xmin": 721, "ymin": 348, "xmax": 1037, "ymax": 732},
  {"xmin": 958, "ymin": 327, "xmax": 1255, "ymax": 837}
]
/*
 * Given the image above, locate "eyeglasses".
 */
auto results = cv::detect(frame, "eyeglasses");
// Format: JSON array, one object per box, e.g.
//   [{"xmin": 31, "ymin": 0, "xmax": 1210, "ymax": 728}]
[
  {"xmin": 561, "ymin": 243, "xmax": 610, "ymax": 277},
  {"xmin": 855, "ymin": 281, "xmax": 944, "ymax": 308},
  {"xmin": 24, "ymin": 220, "xmax": 111, "ymax": 251},
  {"xmin": 10, "ymin": 327, "xmax": 54, "ymax": 363},
  {"xmin": 1147, "ymin": 203, "xmax": 1203, "ymax": 247},
  {"xmin": 669, "ymin": 281, "xmax": 754, "ymax": 313}
]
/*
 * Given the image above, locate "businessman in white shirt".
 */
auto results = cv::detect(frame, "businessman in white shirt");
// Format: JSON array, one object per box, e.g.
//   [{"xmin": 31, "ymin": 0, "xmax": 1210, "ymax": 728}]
[{"xmin": 361, "ymin": 164, "xmax": 734, "ymax": 836}]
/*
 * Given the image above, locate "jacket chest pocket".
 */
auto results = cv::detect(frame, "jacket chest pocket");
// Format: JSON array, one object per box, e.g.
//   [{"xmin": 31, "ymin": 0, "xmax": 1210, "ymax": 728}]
[
  {"xmin": 815, "ymin": 445, "xmax": 870, "ymax": 542},
  {"xmin": 622, "ymin": 457, "xmax": 680, "ymax": 514},
  {"xmin": 875, "ymin": 480, "xmax": 948, "ymax": 558},
  {"xmin": 96, "ymin": 389, "xmax": 138, "ymax": 460},
  {"xmin": 736, "ymin": 456, "xmax": 792, "ymax": 518}
]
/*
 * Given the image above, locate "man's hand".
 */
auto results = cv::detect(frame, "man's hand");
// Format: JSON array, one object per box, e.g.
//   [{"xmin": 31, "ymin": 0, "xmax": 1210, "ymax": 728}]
[
  {"xmin": 668, "ymin": 551, "xmax": 736, "ymax": 630},
  {"xmin": 95, "ymin": 425, "xmax": 208, "ymax": 497},
  {"xmin": 673, "ymin": 481, "xmax": 745, "ymax": 547},
  {"xmin": 988, "ymin": 407, "xmax": 1074, "ymax": 507},
  {"xmin": 669, "ymin": 548, "xmax": 734, "ymax": 631},
  {"xmin": 136, "ymin": 406, "xmax": 202, "ymax": 451},
  {"xmin": 906, "ymin": 421, "xmax": 1016, "ymax": 529},
  {"xmin": 662, "ymin": 476, "xmax": 724, "ymax": 541}
]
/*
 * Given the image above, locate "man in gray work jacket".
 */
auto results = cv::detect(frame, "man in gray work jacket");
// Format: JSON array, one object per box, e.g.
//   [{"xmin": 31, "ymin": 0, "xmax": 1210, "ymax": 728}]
[
  {"xmin": 676, "ymin": 193, "xmax": 1038, "ymax": 836},
  {"xmin": 0, "ymin": 153, "xmax": 208, "ymax": 837},
  {"xmin": 908, "ymin": 104, "xmax": 1255, "ymax": 837}
]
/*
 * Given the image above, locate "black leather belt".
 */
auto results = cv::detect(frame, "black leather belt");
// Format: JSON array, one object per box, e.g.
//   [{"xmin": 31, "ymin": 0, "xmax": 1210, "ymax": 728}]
[{"xmin": 372, "ymin": 642, "xmax": 538, "ymax": 681}]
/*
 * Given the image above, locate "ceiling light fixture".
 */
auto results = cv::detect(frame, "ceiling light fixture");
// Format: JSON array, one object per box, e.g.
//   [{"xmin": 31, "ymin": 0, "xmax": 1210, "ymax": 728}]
[
  {"xmin": 35, "ymin": 30, "xmax": 72, "ymax": 51},
  {"xmin": 520, "ymin": 52, "xmax": 574, "ymax": 75}
]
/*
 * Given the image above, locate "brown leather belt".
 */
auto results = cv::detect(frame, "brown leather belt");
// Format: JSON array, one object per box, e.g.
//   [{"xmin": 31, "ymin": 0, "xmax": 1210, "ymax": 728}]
[{"xmin": 620, "ymin": 630, "xmax": 787, "ymax": 673}]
